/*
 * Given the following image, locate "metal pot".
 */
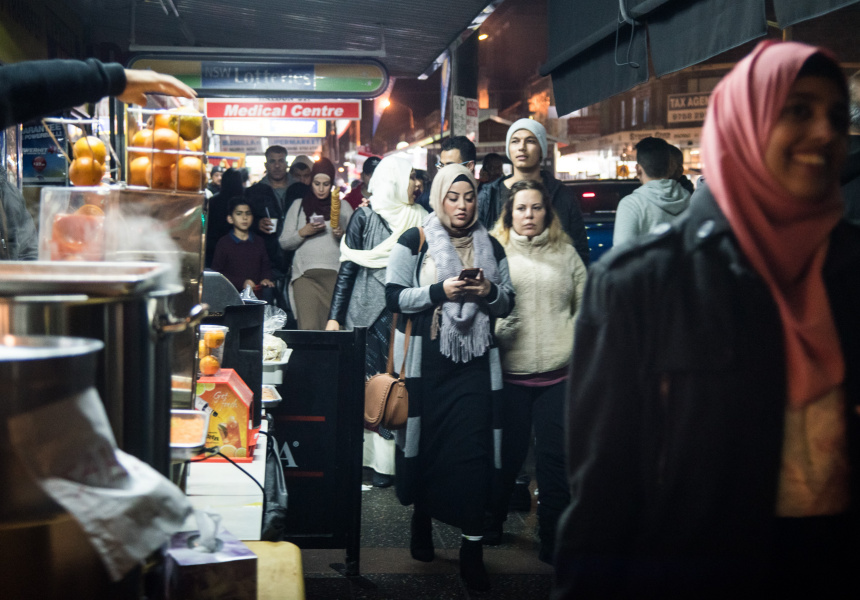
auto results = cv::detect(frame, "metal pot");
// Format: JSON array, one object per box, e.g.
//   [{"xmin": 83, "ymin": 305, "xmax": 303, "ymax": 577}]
[
  {"xmin": 0, "ymin": 261, "xmax": 206, "ymax": 475},
  {"xmin": 0, "ymin": 335, "xmax": 104, "ymax": 525}
]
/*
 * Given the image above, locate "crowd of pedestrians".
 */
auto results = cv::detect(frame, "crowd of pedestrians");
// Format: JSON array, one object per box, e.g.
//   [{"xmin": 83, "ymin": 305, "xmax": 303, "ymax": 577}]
[
  {"xmin": 195, "ymin": 40, "xmax": 860, "ymax": 595},
  {"xmin": 6, "ymin": 41, "xmax": 852, "ymax": 598}
]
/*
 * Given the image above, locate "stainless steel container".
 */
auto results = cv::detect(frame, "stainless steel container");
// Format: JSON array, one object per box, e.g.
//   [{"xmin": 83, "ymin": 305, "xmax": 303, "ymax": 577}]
[
  {"xmin": 0, "ymin": 261, "xmax": 205, "ymax": 475},
  {"xmin": 0, "ymin": 335, "xmax": 104, "ymax": 525}
]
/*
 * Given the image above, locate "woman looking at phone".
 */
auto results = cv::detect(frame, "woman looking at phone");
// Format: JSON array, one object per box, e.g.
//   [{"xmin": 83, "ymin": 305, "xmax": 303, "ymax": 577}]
[
  {"xmin": 325, "ymin": 156, "xmax": 428, "ymax": 487},
  {"xmin": 486, "ymin": 179, "xmax": 586, "ymax": 563},
  {"xmin": 279, "ymin": 157, "xmax": 353, "ymax": 329},
  {"xmin": 553, "ymin": 42, "xmax": 860, "ymax": 598},
  {"xmin": 385, "ymin": 164, "xmax": 515, "ymax": 591}
]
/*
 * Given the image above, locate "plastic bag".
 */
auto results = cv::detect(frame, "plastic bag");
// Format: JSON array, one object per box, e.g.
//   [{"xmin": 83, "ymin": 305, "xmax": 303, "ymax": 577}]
[{"xmin": 263, "ymin": 304, "xmax": 287, "ymax": 334}]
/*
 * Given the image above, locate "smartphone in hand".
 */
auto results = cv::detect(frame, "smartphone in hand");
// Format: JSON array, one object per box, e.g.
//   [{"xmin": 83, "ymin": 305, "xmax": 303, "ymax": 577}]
[
  {"xmin": 310, "ymin": 214, "xmax": 325, "ymax": 226},
  {"xmin": 458, "ymin": 268, "xmax": 481, "ymax": 280}
]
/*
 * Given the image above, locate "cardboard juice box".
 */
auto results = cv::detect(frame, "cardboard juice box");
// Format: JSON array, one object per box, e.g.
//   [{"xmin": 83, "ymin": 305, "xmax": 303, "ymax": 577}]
[{"xmin": 196, "ymin": 369, "xmax": 253, "ymax": 458}]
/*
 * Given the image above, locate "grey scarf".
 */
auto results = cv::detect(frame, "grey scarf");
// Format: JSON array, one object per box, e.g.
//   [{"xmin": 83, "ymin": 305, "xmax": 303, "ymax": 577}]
[{"xmin": 423, "ymin": 213, "xmax": 499, "ymax": 363}]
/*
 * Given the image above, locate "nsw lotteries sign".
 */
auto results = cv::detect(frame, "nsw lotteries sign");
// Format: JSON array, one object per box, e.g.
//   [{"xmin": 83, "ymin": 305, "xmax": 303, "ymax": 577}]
[{"xmin": 667, "ymin": 93, "xmax": 710, "ymax": 125}]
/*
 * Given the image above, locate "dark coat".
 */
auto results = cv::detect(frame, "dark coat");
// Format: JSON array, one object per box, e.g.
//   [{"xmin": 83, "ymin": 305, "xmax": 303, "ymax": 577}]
[
  {"xmin": 553, "ymin": 187, "xmax": 860, "ymax": 599},
  {"xmin": 842, "ymin": 135, "xmax": 860, "ymax": 224},
  {"xmin": 477, "ymin": 172, "xmax": 590, "ymax": 265}
]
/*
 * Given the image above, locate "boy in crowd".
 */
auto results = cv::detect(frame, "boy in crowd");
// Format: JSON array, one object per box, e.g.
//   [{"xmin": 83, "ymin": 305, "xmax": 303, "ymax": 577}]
[{"xmin": 212, "ymin": 197, "xmax": 275, "ymax": 303}]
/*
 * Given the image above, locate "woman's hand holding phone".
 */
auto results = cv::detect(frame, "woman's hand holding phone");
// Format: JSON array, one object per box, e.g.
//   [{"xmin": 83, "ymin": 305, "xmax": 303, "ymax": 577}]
[
  {"xmin": 460, "ymin": 268, "xmax": 490, "ymax": 298},
  {"xmin": 443, "ymin": 277, "xmax": 466, "ymax": 300}
]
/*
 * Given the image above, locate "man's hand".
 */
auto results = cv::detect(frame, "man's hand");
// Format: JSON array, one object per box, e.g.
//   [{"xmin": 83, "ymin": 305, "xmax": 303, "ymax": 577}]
[
  {"xmin": 259, "ymin": 218, "xmax": 275, "ymax": 234},
  {"xmin": 243, "ymin": 279, "xmax": 256, "ymax": 289},
  {"xmin": 118, "ymin": 69, "xmax": 197, "ymax": 105},
  {"xmin": 260, "ymin": 279, "xmax": 275, "ymax": 287}
]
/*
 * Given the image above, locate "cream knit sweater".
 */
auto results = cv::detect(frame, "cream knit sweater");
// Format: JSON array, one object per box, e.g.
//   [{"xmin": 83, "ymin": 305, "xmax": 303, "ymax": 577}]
[{"xmin": 494, "ymin": 228, "xmax": 587, "ymax": 375}]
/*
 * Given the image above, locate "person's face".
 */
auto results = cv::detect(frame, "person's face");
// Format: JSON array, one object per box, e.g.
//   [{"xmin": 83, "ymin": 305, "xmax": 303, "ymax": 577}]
[
  {"xmin": 265, "ymin": 152, "xmax": 288, "ymax": 181},
  {"xmin": 511, "ymin": 189, "xmax": 547, "ymax": 238},
  {"xmin": 439, "ymin": 149, "xmax": 475, "ymax": 172},
  {"xmin": 227, "ymin": 204, "xmax": 254, "ymax": 232},
  {"xmin": 292, "ymin": 167, "xmax": 311, "ymax": 185},
  {"xmin": 212, "ymin": 172, "xmax": 222, "ymax": 186},
  {"xmin": 412, "ymin": 175, "xmax": 424, "ymax": 196},
  {"xmin": 442, "ymin": 180, "xmax": 476, "ymax": 229},
  {"xmin": 764, "ymin": 75, "xmax": 849, "ymax": 203},
  {"xmin": 312, "ymin": 174, "xmax": 332, "ymax": 199},
  {"xmin": 407, "ymin": 170, "xmax": 417, "ymax": 205},
  {"xmin": 509, "ymin": 129, "xmax": 542, "ymax": 171}
]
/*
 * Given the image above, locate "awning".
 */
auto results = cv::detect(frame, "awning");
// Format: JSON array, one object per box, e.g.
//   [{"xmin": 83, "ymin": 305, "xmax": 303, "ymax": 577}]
[{"xmin": 542, "ymin": 0, "xmax": 859, "ymax": 116}]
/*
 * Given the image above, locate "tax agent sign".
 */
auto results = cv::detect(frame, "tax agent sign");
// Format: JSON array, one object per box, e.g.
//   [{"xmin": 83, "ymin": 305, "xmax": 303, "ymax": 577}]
[
  {"xmin": 667, "ymin": 92, "xmax": 711, "ymax": 125},
  {"xmin": 128, "ymin": 55, "xmax": 388, "ymax": 99}
]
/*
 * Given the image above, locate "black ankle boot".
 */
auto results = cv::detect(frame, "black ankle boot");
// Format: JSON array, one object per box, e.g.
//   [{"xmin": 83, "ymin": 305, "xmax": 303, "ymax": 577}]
[
  {"xmin": 410, "ymin": 511, "xmax": 434, "ymax": 562},
  {"xmin": 460, "ymin": 538, "xmax": 490, "ymax": 591}
]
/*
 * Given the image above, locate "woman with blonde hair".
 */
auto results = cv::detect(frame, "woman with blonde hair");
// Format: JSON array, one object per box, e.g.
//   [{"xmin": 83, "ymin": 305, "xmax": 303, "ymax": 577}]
[
  {"xmin": 326, "ymin": 156, "xmax": 427, "ymax": 486},
  {"xmin": 486, "ymin": 178, "xmax": 587, "ymax": 563}
]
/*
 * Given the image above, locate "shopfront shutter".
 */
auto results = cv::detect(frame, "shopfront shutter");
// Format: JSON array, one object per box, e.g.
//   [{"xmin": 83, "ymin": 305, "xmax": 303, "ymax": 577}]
[
  {"xmin": 773, "ymin": 0, "xmax": 860, "ymax": 28},
  {"xmin": 541, "ymin": 0, "xmax": 650, "ymax": 115},
  {"xmin": 647, "ymin": 0, "xmax": 767, "ymax": 76}
]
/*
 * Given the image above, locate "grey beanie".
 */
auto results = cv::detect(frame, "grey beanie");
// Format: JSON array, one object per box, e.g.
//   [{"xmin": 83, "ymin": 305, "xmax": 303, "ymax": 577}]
[{"xmin": 506, "ymin": 118, "xmax": 548, "ymax": 162}]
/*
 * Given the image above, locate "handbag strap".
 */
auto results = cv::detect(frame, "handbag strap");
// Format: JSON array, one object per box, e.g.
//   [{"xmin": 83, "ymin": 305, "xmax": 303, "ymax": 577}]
[
  {"xmin": 384, "ymin": 226, "xmax": 423, "ymax": 377},
  {"xmin": 385, "ymin": 313, "xmax": 413, "ymax": 378}
]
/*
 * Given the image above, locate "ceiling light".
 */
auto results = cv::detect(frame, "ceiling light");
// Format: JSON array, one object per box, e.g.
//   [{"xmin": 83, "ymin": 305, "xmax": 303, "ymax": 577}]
[{"xmin": 478, "ymin": 34, "xmax": 489, "ymax": 41}]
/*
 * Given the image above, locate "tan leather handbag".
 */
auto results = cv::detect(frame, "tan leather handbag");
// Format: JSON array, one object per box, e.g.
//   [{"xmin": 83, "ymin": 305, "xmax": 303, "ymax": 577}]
[{"xmin": 365, "ymin": 314, "xmax": 412, "ymax": 430}]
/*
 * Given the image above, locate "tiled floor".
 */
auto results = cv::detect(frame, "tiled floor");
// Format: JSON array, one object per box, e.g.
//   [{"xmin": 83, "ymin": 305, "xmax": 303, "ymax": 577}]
[{"xmin": 300, "ymin": 470, "xmax": 554, "ymax": 599}]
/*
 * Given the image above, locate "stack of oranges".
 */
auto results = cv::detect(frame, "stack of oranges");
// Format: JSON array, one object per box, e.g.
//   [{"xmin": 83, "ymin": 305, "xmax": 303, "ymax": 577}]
[
  {"xmin": 69, "ymin": 136, "xmax": 107, "ymax": 186},
  {"xmin": 128, "ymin": 107, "xmax": 206, "ymax": 191}
]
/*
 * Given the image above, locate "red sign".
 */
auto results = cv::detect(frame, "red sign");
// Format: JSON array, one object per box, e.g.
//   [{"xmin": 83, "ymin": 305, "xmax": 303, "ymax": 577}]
[{"xmin": 206, "ymin": 100, "xmax": 361, "ymax": 120}]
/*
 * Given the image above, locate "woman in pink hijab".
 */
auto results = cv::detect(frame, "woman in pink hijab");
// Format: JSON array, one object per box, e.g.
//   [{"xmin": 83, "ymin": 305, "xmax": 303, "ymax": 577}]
[{"xmin": 552, "ymin": 41, "xmax": 858, "ymax": 599}]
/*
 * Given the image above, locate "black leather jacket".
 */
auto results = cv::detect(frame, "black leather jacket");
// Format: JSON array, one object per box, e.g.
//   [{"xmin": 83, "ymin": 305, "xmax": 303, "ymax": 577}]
[{"xmin": 553, "ymin": 187, "xmax": 860, "ymax": 599}]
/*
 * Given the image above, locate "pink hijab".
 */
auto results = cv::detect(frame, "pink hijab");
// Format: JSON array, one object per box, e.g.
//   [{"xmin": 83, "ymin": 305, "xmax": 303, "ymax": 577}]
[{"xmin": 701, "ymin": 41, "xmax": 845, "ymax": 408}]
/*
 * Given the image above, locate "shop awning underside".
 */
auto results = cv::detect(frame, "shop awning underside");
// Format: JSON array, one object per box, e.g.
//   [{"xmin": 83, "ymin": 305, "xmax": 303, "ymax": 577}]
[
  {"xmin": 61, "ymin": 0, "xmax": 497, "ymax": 79},
  {"xmin": 542, "ymin": 0, "xmax": 860, "ymax": 115}
]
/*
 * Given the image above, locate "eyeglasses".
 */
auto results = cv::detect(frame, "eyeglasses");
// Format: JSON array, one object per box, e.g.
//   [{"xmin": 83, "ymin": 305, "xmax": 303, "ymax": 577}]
[{"xmin": 435, "ymin": 161, "xmax": 471, "ymax": 170}]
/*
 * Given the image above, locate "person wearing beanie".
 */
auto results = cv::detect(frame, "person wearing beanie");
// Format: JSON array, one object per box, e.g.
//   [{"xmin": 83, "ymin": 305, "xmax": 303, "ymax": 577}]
[
  {"xmin": 206, "ymin": 165, "xmax": 223, "ymax": 199},
  {"xmin": 478, "ymin": 119, "xmax": 590, "ymax": 264}
]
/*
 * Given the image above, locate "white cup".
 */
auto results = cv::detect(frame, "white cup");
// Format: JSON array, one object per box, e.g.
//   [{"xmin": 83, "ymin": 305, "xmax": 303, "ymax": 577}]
[{"xmin": 268, "ymin": 218, "xmax": 278, "ymax": 233}]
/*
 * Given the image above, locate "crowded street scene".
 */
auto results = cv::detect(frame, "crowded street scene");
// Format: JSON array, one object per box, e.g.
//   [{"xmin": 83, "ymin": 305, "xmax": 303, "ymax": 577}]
[{"xmin": 2, "ymin": 0, "xmax": 860, "ymax": 598}]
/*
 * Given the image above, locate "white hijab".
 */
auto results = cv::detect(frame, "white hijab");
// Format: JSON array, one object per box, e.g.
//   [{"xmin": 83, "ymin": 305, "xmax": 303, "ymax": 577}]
[{"xmin": 339, "ymin": 156, "xmax": 427, "ymax": 268}]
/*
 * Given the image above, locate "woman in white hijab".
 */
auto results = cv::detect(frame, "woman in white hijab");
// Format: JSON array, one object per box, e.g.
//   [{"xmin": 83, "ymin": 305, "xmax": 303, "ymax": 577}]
[{"xmin": 326, "ymin": 156, "xmax": 427, "ymax": 487}]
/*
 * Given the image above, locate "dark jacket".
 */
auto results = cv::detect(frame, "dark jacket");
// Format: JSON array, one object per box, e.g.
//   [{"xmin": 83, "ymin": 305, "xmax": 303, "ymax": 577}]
[
  {"xmin": 0, "ymin": 168, "xmax": 38, "ymax": 260},
  {"xmin": 553, "ymin": 187, "xmax": 860, "ymax": 599},
  {"xmin": 1, "ymin": 58, "xmax": 126, "ymax": 129},
  {"xmin": 328, "ymin": 207, "xmax": 391, "ymax": 328},
  {"xmin": 478, "ymin": 172, "xmax": 590, "ymax": 265},
  {"xmin": 842, "ymin": 135, "xmax": 860, "ymax": 225}
]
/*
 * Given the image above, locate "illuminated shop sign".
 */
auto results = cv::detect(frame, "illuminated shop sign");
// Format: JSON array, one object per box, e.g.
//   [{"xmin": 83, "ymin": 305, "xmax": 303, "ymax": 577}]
[
  {"xmin": 128, "ymin": 56, "xmax": 388, "ymax": 98},
  {"xmin": 206, "ymin": 100, "xmax": 361, "ymax": 120}
]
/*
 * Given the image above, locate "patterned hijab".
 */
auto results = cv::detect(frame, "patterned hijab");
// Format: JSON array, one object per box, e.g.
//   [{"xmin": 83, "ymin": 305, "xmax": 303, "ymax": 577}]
[{"xmin": 701, "ymin": 41, "xmax": 847, "ymax": 407}]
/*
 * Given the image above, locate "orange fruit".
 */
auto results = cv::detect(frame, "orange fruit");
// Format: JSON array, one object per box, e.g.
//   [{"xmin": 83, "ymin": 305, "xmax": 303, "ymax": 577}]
[
  {"xmin": 69, "ymin": 157, "xmax": 105, "ymax": 186},
  {"xmin": 199, "ymin": 355, "xmax": 220, "ymax": 375},
  {"xmin": 154, "ymin": 112, "xmax": 180, "ymax": 133},
  {"xmin": 128, "ymin": 156, "xmax": 152, "ymax": 186},
  {"xmin": 204, "ymin": 330, "xmax": 225, "ymax": 348},
  {"xmin": 75, "ymin": 203, "xmax": 104, "ymax": 216},
  {"xmin": 152, "ymin": 128, "xmax": 181, "ymax": 167},
  {"xmin": 73, "ymin": 135, "xmax": 108, "ymax": 164},
  {"xmin": 198, "ymin": 339, "xmax": 208, "ymax": 358},
  {"xmin": 187, "ymin": 136, "xmax": 203, "ymax": 153},
  {"xmin": 177, "ymin": 156, "xmax": 204, "ymax": 191},
  {"xmin": 151, "ymin": 164, "xmax": 175, "ymax": 190},
  {"xmin": 176, "ymin": 112, "xmax": 203, "ymax": 141},
  {"xmin": 129, "ymin": 128, "xmax": 154, "ymax": 160}
]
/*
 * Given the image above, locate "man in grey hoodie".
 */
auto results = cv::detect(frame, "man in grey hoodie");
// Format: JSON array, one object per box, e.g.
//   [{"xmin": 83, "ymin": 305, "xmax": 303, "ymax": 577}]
[{"xmin": 613, "ymin": 137, "xmax": 691, "ymax": 246}]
